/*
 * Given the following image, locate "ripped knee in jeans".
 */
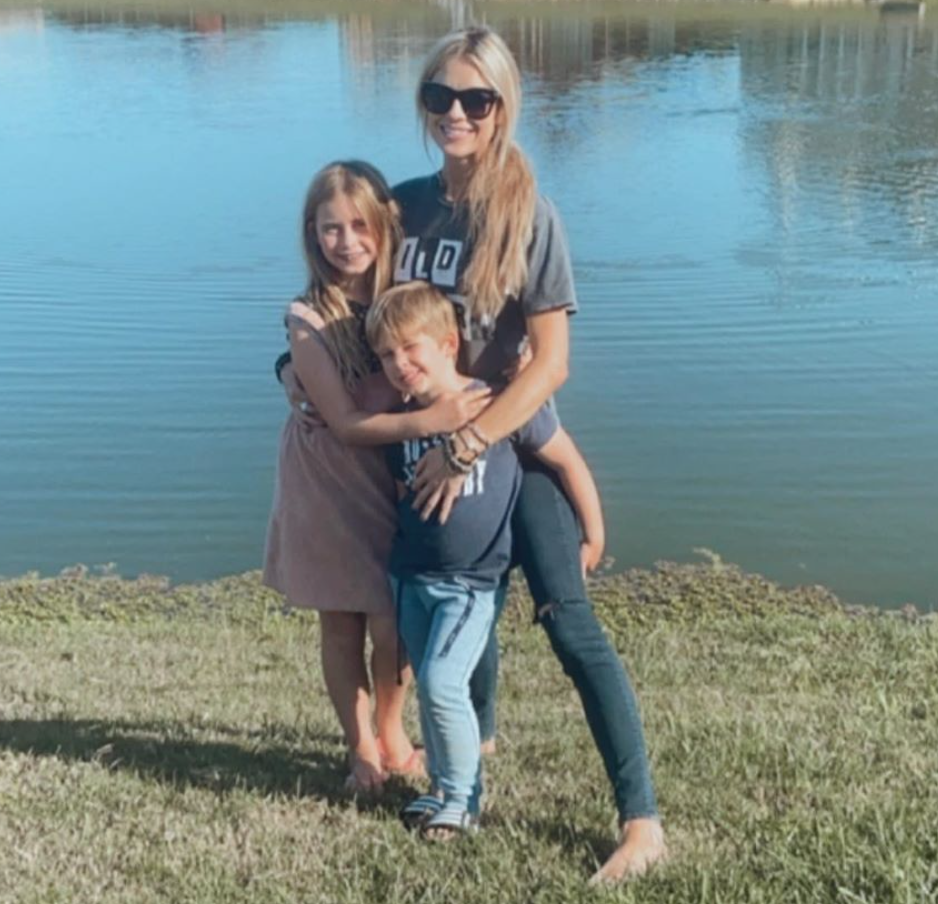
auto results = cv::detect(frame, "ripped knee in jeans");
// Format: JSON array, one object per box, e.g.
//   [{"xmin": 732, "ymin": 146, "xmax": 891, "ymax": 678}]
[{"xmin": 534, "ymin": 599, "xmax": 564, "ymax": 623}]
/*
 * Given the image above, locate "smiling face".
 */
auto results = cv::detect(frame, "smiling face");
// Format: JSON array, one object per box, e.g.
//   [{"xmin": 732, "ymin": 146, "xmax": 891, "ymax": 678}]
[
  {"xmin": 425, "ymin": 56, "xmax": 501, "ymax": 166},
  {"xmin": 375, "ymin": 327, "xmax": 459, "ymax": 402},
  {"xmin": 313, "ymin": 193, "xmax": 378, "ymax": 293}
]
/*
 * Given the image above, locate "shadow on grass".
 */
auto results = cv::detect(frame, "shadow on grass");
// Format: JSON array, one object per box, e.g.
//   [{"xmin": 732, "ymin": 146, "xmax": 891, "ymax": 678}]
[
  {"xmin": 485, "ymin": 809, "xmax": 613, "ymax": 875},
  {"xmin": 0, "ymin": 718, "xmax": 410, "ymax": 814}
]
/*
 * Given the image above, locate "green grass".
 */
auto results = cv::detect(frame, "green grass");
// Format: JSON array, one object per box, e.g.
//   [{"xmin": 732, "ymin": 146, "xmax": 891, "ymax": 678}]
[{"xmin": 1, "ymin": 562, "xmax": 936, "ymax": 903}]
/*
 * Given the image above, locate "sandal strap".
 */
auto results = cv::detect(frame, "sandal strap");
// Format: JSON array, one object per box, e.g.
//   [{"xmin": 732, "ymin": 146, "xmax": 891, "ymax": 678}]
[
  {"xmin": 422, "ymin": 804, "xmax": 479, "ymax": 835},
  {"xmin": 399, "ymin": 794, "xmax": 443, "ymax": 829}
]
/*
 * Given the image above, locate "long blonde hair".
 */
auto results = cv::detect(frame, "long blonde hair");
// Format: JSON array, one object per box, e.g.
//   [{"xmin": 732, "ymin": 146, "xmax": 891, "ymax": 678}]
[
  {"xmin": 418, "ymin": 27, "xmax": 537, "ymax": 321},
  {"xmin": 299, "ymin": 160, "xmax": 400, "ymax": 390}
]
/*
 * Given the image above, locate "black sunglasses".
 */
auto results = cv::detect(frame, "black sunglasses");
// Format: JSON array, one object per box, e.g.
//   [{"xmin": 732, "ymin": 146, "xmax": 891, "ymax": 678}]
[{"xmin": 420, "ymin": 82, "xmax": 500, "ymax": 120}]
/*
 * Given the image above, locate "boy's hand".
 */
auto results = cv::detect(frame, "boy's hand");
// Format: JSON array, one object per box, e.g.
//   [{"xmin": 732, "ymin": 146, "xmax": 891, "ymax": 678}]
[
  {"xmin": 413, "ymin": 446, "xmax": 468, "ymax": 524},
  {"xmin": 424, "ymin": 388, "xmax": 491, "ymax": 434},
  {"xmin": 580, "ymin": 538, "xmax": 604, "ymax": 578}
]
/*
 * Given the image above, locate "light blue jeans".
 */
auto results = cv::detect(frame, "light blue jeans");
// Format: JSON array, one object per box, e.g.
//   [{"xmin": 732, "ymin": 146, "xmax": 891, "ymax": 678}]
[{"xmin": 394, "ymin": 576, "xmax": 497, "ymax": 816}]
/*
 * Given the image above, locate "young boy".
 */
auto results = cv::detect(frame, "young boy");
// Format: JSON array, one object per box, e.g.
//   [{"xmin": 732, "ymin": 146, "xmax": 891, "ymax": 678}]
[{"xmin": 365, "ymin": 280, "xmax": 605, "ymax": 839}]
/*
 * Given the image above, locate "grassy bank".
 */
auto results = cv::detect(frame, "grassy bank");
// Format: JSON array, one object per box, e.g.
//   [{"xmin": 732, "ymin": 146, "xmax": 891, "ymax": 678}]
[{"xmin": 1, "ymin": 562, "xmax": 936, "ymax": 903}]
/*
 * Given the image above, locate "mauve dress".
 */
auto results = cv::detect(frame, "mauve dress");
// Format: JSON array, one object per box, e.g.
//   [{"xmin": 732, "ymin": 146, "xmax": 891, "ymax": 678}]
[{"xmin": 263, "ymin": 300, "xmax": 397, "ymax": 614}]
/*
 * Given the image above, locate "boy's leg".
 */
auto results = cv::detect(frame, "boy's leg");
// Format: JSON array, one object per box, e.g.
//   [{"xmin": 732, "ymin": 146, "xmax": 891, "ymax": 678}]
[
  {"xmin": 512, "ymin": 461, "xmax": 665, "ymax": 879},
  {"xmin": 469, "ymin": 577, "xmax": 509, "ymax": 751},
  {"xmin": 416, "ymin": 579, "xmax": 496, "ymax": 816},
  {"xmin": 394, "ymin": 579, "xmax": 440, "ymax": 792}
]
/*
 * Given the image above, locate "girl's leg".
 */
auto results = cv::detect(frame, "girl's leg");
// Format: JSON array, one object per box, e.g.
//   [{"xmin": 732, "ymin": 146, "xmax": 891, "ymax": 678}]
[
  {"xmin": 318, "ymin": 610, "xmax": 383, "ymax": 791},
  {"xmin": 368, "ymin": 612, "xmax": 419, "ymax": 768},
  {"xmin": 512, "ymin": 460, "xmax": 666, "ymax": 880},
  {"xmin": 469, "ymin": 578, "xmax": 509, "ymax": 753}
]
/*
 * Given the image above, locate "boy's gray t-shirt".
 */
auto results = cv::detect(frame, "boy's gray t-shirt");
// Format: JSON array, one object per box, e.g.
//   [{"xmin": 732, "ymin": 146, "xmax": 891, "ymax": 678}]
[
  {"xmin": 393, "ymin": 174, "xmax": 578, "ymax": 383},
  {"xmin": 386, "ymin": 395, "xmax": 559, "ymax": 590}
]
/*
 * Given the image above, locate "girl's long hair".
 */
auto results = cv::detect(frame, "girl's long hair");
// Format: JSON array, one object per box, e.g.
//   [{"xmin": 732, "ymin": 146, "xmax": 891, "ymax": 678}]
[
  {"xmin": 299, "ymin": 160, "xmax": 400, "ymax": 390},
  {"xmin": 418, "ymin": 27, "xmax": 536, "ymax": 322}
]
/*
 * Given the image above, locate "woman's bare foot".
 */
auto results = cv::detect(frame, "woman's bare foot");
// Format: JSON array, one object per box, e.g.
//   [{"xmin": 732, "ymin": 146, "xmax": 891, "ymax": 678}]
[
  {"xmin": 588, "ymin": 817, "xmax": 667, "ymax": 885},
  {"xmin": 479, "ymin": 738, "xmax": 497, "ymax": 756}
]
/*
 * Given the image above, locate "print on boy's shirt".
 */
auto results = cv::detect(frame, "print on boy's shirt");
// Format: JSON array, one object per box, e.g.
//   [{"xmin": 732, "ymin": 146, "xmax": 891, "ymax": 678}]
[{"xmin": 400, "ymin": 435, "xmax": 488, "ymax": 499}]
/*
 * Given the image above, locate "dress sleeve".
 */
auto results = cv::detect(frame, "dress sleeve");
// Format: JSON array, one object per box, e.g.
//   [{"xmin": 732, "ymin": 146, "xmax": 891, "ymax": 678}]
[{"xmin": 518, "ymin": 195, "xmax": 579, "ymax": 318}]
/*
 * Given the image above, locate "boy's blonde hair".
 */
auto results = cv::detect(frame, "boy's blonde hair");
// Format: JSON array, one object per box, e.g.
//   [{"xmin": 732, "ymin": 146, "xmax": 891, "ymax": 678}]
[{"xmin": 366, "ymin": 281, "xmax": 459, "ymax": 351}]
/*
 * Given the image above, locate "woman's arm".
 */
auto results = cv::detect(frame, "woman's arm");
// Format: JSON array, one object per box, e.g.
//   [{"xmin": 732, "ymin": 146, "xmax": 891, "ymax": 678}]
[
  {"xmin": 470, "ymin": 307, "xmax": 569, "ymax": 443},
  {"xmin": 531, "ymin": 427, "xmax": 605, "ymax": 576},
  {"xmin": 412, "ymin": 308, "xmax": 569, "ymax": 517},
  {"xmin": 291, "ymin": 321, "xmax": 489, "ymax": 446}
]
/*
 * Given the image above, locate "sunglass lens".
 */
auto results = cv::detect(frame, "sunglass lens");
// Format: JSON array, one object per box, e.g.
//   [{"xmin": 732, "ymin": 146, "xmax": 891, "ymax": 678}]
[
  {"xmin": 460, "ymin": 89, "xmax": 495, "ymax": 119},
  {"xmin": 420, "ymin": 83, "xmax": 453, "ymax": 115}
]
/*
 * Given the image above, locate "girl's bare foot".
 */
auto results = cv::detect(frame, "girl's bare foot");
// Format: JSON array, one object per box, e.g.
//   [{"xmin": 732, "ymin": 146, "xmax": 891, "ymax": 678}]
[
  {"xmin": 376, "ymin": 737, "xmax": 426, "ymax": 778},
  {"xmin": 344, "ymin": 751, "xmax": 386, "ymax": 794},
  {"xmin": 588, "ymin": 817, "xmax": 667, "ymax": 885}
]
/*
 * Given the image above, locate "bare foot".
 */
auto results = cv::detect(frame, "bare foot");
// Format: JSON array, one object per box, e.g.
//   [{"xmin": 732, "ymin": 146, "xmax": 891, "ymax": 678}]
[
  {"xmin": 588, "ymin": 817, "xmax": 667, "ymax": 885},
  {"xmin": 376, "ymin": 738, "xmax": 426, "ymax": 778},
  {"xmin": 479, "ymin": 738, "xmax": 497, "ymax": 756},
  {"xmin": 344, "ymin": 753, "xmax": 386, "ymax": 794}
]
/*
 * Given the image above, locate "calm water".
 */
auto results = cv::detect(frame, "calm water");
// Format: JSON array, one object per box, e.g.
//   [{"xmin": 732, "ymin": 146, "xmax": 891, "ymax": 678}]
[{"xmin": 1, "ymin": 1, "xmax": 936, "ymax": 607}]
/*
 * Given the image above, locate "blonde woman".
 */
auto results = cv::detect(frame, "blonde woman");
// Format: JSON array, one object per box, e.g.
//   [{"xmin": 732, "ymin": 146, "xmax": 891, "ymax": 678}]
[
  {"xmin": 392, "ymin": 29, "xmax": 667, "ymax": 881},
  {"xmin": 263, "ymin": 160, "xmax": 488, "ymax": 793}
]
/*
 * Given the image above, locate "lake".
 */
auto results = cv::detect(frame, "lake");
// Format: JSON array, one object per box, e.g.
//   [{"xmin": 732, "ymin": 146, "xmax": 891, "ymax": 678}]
[{"xmin": 1, "ymin": 0, "xmax": 936, "ymax": 608}]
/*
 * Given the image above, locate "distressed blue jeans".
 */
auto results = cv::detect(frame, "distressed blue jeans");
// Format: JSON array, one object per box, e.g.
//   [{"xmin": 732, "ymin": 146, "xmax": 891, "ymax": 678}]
[
  {"xmin": 470, "ymin": 459, "xmax": 659, "ymax": 823},
  {"xmin": 395, "ymin": 577, "xmax": 497, "ymax": 816}
]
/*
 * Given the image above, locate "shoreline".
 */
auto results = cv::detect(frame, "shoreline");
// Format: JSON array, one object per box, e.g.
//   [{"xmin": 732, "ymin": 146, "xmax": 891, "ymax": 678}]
[{"xmin": 3, "ymin": 555, "xmax": 933, "ymax": 624}]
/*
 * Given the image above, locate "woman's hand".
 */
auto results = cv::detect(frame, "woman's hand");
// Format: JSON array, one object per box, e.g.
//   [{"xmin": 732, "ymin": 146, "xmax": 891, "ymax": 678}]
[
  {"xmin": 422, "ymin": 387, "xmax": 491, "ymax": 434},
  {"xmin": 580, "ymin": 537, "xmax": 605, "ymax": 578},
  {"xmin": 412, "ymin": 446, "xmax": 468, "ymax": 524}
]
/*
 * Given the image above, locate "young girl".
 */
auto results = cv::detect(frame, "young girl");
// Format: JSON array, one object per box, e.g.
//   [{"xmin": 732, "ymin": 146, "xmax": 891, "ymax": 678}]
[
  {"xmin": 263, "ymin": 161, "xmax": 488, "ymax": 793},
  {"xmin": 392, "ymin": 28, "xmax": 668, "ymax": 880}
]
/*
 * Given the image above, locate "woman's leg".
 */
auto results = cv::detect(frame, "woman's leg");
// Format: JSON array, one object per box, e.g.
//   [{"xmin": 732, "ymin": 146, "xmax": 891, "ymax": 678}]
[
  {"xmin": 469, "ymin": 578, "xmax": 509, "ymax": 753},
  {"xmin": 512, "ymin": 460, "xmax": 666, "ymax": 879},
  {"xmin": 368, "ymin": 611, "xmax": 419, "ymax": 768},
  {"xmin": 318, "ymin": 610, "xmax": 383, "ymax": 791}
]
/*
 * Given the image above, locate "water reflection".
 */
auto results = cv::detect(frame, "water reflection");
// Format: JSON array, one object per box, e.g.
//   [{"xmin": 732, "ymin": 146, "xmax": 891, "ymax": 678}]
[{"xmin": 1, "ymin": 1, "xmax": 936, "ymax": 605}]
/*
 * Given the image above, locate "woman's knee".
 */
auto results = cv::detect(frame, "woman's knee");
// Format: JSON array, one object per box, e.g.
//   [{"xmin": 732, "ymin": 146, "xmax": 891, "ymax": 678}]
[{"xmin": 538, "ymin": 597, "xmax": 614, "ymax": 669}]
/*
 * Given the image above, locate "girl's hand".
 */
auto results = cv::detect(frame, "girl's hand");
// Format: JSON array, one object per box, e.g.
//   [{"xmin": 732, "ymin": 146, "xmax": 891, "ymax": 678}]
[
  {"xmin": 413, "ymin": 445, "xmax": 468, "ymax": 524},
  {"xmin": 580, "ymin": 538, "xmax": 605, "ymax": 578},
  {"xmin": 423, "ymin": 387, "xmax": 491, "ymax": 434}
]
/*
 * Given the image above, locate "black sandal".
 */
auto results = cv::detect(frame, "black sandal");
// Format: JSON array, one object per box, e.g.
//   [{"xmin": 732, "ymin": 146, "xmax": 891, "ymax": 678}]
[{"xmin": 399, "ymin": 794, "xmax": 443, "ymax": 830}]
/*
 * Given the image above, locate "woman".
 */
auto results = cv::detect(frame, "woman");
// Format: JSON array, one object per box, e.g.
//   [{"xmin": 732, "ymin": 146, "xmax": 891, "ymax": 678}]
[{"xmin": 392, "ymin": 27, "xmax": 667, "ymax": 882}]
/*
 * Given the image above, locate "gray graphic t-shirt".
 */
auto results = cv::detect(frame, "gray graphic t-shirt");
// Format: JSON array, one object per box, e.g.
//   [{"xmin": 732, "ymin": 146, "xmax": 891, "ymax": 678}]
[
  {"xmin": 393, "ymin": 174, "xmax": 578, "ymax": 383},
  {"xmin": 386, "ymin": 392, "xmax": 559, "ymax": 590}
]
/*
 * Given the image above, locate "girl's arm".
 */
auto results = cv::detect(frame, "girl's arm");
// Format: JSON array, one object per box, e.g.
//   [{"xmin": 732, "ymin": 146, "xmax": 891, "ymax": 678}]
[
  {"xmin": 412, "ymin": 307, "xmax": 569, "ymax": 516},
  {"xmin": 291, "ymin": 320, "xmax": 489, "ymax": 446},
  {"xmin": 531, "ymin": 427, "xmax": 605, "ymax": 576}
]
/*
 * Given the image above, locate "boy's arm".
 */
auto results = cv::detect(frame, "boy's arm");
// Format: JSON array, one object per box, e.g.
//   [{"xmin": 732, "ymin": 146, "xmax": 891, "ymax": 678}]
[{"xmin": 531, "ymin": 427, "xmax": 605, "ymax": 577}]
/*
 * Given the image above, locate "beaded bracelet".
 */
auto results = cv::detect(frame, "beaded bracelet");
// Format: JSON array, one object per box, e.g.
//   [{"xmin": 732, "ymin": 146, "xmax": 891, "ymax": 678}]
[
  {"xmin": 464, "ymin": 421, "xmax": 493, "ymax": 450},
  {"xmin": 442, "ymin": 434, "xmax": 476, "ymax": 475}
]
